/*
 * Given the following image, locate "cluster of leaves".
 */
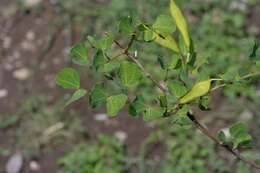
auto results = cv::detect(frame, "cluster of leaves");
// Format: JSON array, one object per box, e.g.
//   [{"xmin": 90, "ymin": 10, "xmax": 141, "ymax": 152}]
[
  {"xmin": 56, "ymin": 0, "xmax": 259, "ymax": 163},
  {"xmin": 218, "ymin": 122, "xmax": 253, "ymax": 149},
  {"xmin": 58, "ymin": 134, "xmax": 125, "ymax": 173}
]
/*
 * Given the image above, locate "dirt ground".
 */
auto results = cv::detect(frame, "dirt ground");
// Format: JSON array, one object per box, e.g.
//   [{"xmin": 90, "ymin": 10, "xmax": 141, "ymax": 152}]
[{"xmin": 0, "ymin": 0, "xmax": 154, "ymax": 172}]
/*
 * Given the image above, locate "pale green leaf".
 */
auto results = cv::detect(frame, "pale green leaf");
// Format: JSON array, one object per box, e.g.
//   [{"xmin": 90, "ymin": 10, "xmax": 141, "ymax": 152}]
[
  {"xmin": 154, "ymin": 34, "xmax": 180, "ymax": 53},
  {"xmin": 179, "ymin": 79, "xmax": 212, "ymax": 104},
  {"xmin": 153, "ymin": 14, "xmax": 176, "ymax": 35},
  {"xmin": 56, "ymin": 68, "xmax": 80, "ymax": 89},
  {"xmin": 65, "ymin": 89, "xmax": 87, "ymax": 107},
  {"xmin": 106, "ymin": 94, "xmax": 128, "ymax": 117},
  {"xmin": 170, "ymin": 0, "xmax": 190, "ymax": 49},
  {"xmin": 70, "ymin": 43, "xmax": 88, "ymax": 65},
  {"xmin": 143, "ymin": 107, "xmax": 166, "ymax": 121},
  {"xmin": 119, "ymin": 61, "xmax": 142, "ymax": 87}
]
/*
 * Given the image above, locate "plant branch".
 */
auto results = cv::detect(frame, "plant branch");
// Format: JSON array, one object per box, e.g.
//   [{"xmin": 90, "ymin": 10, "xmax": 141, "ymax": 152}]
[
  {"xmin": 111, "ymin": 34, "xmax": 260, "ymax": 170},
  {"xmin": 187, "ymin": 112, "xmax": 260, "ymax": 170}
]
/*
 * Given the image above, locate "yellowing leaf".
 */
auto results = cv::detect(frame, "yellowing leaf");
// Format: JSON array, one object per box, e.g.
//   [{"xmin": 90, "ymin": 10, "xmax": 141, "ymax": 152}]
[
  {"xmin": 154, "ymin": 34, "xmax": 180, "ymax": 53},
  {"xmin": 179, "ymin": 79, "xmax": 212, "ymax": 104},
  {"xmin": 170, "ymin": 0, "xmax": 190, "ymax": 49}
]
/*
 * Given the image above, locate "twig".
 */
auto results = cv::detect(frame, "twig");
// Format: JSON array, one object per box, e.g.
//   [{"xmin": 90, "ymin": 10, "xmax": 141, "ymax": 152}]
[
  {"xmin": 242, "ymin": 72, "xmax": 260, "ymax": 79},
  {"xmin": 187, "ymin": 113, "xmax": 260, "ymax": 170}
]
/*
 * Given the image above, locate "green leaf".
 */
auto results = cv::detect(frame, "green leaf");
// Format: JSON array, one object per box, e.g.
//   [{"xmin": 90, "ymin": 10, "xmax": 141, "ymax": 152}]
[
  {"xmin": 102, "ymin": 61, "xmax": 120, "ymax": 73},
  {"xmin": 170, "ymin": 0, "xmax": 190, "ymax": 49},
  {"xmin": 159, "ymin": 94, "xmax": 168, "ymax": 107},
  {"xmin": 119, "ymin": 16, "xmax": 133, "ymax": 34},
  {"xmin": 96, "ymin": 34, "xmax": 114, "ymax": 50},
  {"xmin": 168, "ymin": 54, "xmax": 181, "ymax": 69},
  {"xmin": 230, "ymin": 122, "xmax": 247, "ymax": 137},
  {"xmin": 93, "ymin": 50, "xmax": 106, "ymax": 71},
  {"xmin": 249, "ymin": 40, "xmax": 259, "ymax": 60},
  {"xmin": 179, "ymin": 79, "xmax": 212, "ymax": 104},
  {"xmin": 89, "ymin": 84, "xmax": 107, "ymax": 108},
  {"xmin": 256, "ymin": 60, "xmax": 260, "ymax": 68},
  {"xmin": 198, "ymin": 96, "xmax": 211, "ymax": 111},
  {"xmin": 143, "ymin": 27, "xmax": 155, "ymax": 42},
  {"xmin": 218, "ymin": 131, "xmax": 226, "ymax": 142},
  {"xmin": 154, "ymin": 34, "xmax": 180, "ymax": 53},
  {"xmin": 157, "ymin": 55, "xmax": 166, "ymax": 69},
  {"xmin": 106, "ymin": 94, "xmax": 128, "ymax": 117},
  {"xmin": 128, "ymin": 96, "xmax": 146, "ymax": 117},
  {"xmin": 119, "ymin": 61, "xmax": 142, "ymax": 87},
  {"xmin": 171, "ymin": 105, "xmax": 192, "ymax": 127},
  {"xmin": 65, "ymin": 89, "xmax": 87, "ymax": 107},
  {"xmin": 168, "ymin": 80, "xmax": 187, "ymax": 99},
  {"xmin": 143, "ymin": 107, "xmax": 166, "ymax": 121},
  {"xmin": 229, "ymin": 122, "xmax": 252, "ymax": 149},
  {"xmin": 220, "ymin": 67, "xmax": 240, "ymax": 81},
  {"xmin": 0, "ymin": 115, "xmax": 19, "ymax": 129},
  {"xmin": 56, "ymin": 68, "xmax": 80, "ymax": 89},
  {"xmin": 233, "ymin": 133, "xmax": 252, "ymax": 149},
  {"xmin": 70, "ymin": 43, "xmax": 88, "ymax": 65},
  {"xmin": 153, "ymin": 14, "xmax": 176, "ymax": 35}
]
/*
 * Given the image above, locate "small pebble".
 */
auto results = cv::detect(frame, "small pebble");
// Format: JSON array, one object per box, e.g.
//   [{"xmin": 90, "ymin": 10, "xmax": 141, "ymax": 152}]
[
  {"xmin": 115, "ymin": 130, "xmax": 127, "ymax": 143},
  {"xmin": 0, "ymin": 89, "xmax": 8, "ymax": 98},
  {"xmin": 94, "ymin": 113, "xmax": 108, "ymax": 121},
  {"xmin": 29, "ymin": 160, "xmax": 40, "ymax": 171},
  {"xmin": 6, "ymin": 152, "xmax": 23, "ymax": 173},
  {"xmin": 13, "ymin": 68, "xmax": 31, "ymax": 80}
]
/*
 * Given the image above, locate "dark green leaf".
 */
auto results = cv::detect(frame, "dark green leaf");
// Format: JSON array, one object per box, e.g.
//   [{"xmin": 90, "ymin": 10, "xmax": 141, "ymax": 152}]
[
  {"xmin": 56, "ymin": 68, "xmax": 80, "ymax": 89},
  {"xmin": 198, "ymin": 96, "xmax": 211, "ymax": 111},
  {"xmin": 249, "ymin": 40, "xmax": 259, "ymax": 60},
  {"xmin": 128, "ymin": 96, "xmax": 146, "ymax": 117},
  {"xmin": 65, "ymin": 89, "xmax": 87, "ymax": 107},
  {"xmin": 89, "ymin": 84, "xmax": 107, "ymax": 108},
  {"xmin": 157, "ymin": 55, "xmax": 166, "ymax": 69},
  {"xmin": 70, "ymin": 43, "xmax": 88, "ymax": 65},
  {"xmin": 233, "ymin": 133, "xmax": 252, "ymax": 149},
  {"xmin": 106, "ymin": 94, "xmax": 128, "ymax": 117},
  {"xmin": 93, "ymin": 50, "xmax": 106, "ymax": 71},
  {"xmin": 230, "ymin": 122, "xmax": 247, "ymax": 137},
  {"xmin": 159, "ymin": 94, "xmax": 168, "ymax": 107},
  {"xmin": 217, "ymin": 131, "xmax": 226, "ymax": 142},
  {"xmin": 119, "ymin": 61, "xmax": 142, "ymax": 87}
]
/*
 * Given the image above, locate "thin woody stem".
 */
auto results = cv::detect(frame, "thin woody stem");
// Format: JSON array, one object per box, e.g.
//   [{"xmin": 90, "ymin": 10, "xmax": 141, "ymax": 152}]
[{"xmin": 187, "ymin": 113, "xmax": 260, "ymax": 170}]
